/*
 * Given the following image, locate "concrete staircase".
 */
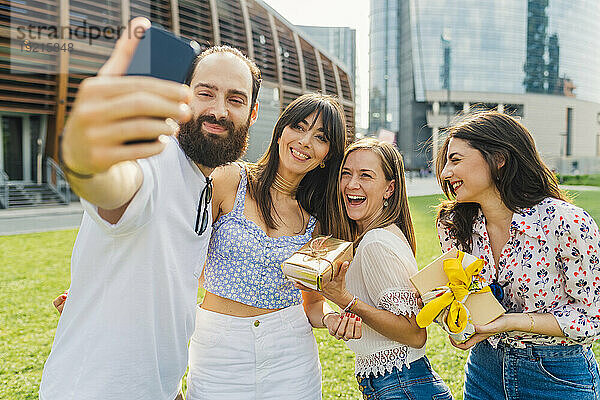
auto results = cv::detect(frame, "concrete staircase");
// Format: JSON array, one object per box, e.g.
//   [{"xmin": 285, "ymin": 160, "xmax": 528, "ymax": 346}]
[{"xmin": 3, "ymin": 183, "xmax": 67, "ymax": 208}]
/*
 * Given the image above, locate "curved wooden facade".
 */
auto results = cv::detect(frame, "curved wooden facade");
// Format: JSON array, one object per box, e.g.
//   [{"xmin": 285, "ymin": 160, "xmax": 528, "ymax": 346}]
[{"xmin": 1, "ymin": 0, "xmax": 354, "ymax": 165}]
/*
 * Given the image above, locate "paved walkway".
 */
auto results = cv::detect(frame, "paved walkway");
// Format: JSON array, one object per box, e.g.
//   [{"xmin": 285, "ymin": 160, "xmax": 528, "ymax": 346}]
[
  {"xmin": 0, "ymin": 203, "xmax": 83, "ymax": 236},
  {"xmin": 0, "ymin": 180, "xmax": 597, "ymax": 236},
  {"xmin": 560, "ymin": 185, "xmax": 600, "ymax": 192},
  {"xmin": 406, "ymin": 176, "xmax": 441, "ymax": 197}
]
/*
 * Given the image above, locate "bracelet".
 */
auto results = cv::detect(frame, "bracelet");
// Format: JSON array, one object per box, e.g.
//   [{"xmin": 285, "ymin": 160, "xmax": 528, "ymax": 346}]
[
  {"xmin": 321, "ymin": 311, "xmax": 338, "ymax": 327},
  {"xmin": 343, "ymin": 295, "xmax": 359, "ymax": 313},
  {"xmin": 58, "ymin": 135, "xmax": 94, "ymax": 179},
  {"xmin": 526, "ymin": 313, "xmax": 535, "ymax": 332}
]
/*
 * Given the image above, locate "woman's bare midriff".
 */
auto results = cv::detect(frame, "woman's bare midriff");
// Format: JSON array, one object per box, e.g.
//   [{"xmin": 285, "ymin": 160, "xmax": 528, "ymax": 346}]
[{"xmin": 201, "ymin": 291, "xmax": 282, "ymax": 317}]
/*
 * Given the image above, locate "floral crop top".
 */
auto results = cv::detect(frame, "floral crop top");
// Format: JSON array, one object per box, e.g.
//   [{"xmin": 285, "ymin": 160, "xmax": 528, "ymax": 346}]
[{"xmin": 203, "ymin": 166, "xmax": 316, "ymax": 309}]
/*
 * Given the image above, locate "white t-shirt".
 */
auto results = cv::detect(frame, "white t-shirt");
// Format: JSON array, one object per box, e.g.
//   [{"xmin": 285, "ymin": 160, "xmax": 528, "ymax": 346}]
[
  {"xmin": 345, "ymin": 227, "xmax": 426, "ymax": 377},
  {"xmin": 39, "ymin": 137, "xmax": 211, "ymax": 400}
]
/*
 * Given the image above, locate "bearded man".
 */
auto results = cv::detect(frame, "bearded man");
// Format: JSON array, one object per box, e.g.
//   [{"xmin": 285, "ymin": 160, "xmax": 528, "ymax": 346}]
[{"xmin": 39, "ymin": 18, "xmax": 261, "ymax": 400}]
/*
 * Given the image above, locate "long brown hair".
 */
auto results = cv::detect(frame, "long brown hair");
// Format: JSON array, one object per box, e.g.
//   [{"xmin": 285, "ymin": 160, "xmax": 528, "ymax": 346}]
[
  {"xmin": 435, "ymin": 110, "xmax": 568, "ymax": 252},
  {"xmin": 246, "ymin": 93, "xmax": 347, "ymax": 234},
  {"xmin": 332, "ymin": 138, "xmax": 416, "ymax": 255}
]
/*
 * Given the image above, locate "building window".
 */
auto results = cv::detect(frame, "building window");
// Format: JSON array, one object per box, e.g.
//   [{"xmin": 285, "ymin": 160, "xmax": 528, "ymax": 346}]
[
  {"xmin": 565, "ymin": 108, "xmax": 573, "ymax": 157},
  {"xmin": 504, "ymin": 104, "xmax": 524, "ymax": 118}
]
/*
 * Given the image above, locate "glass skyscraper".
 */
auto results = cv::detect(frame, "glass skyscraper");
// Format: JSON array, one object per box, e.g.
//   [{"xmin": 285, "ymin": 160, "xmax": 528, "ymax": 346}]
[{"xmin": 370, "ymin": 0, "xmax": 600, "ymax": 170}]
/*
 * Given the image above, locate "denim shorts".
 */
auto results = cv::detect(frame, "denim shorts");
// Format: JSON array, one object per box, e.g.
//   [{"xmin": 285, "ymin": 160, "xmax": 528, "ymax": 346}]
[
  {"xmin": 464, "ymin": 340, "xmax": 600, "ymax": 400},
  {"xmin": 356, "ymin": 356, "xmax": 453, "ymax": 400}
]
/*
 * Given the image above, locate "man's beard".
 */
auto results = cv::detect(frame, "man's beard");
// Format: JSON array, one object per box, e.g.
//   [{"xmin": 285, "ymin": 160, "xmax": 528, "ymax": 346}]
[{"xmin": 178, "ymin": 114, "xmax": 249, "ymax": 168}]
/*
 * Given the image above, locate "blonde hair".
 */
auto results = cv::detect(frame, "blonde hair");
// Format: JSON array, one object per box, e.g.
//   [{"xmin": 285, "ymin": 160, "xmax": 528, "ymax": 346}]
[{"xmin": 332, "ymin": 138, "xmax": 416, "ymax": 254}]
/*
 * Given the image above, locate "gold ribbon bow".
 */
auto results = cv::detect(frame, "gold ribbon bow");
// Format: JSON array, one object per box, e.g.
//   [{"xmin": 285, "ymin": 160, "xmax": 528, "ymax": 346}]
[
  {"xmin": 307, "ymin": 235, "xmax": 331, "ymax": 257},
  {"xmin": 297, "ymin": 236, "xmax": 334, "ymax": 268},
  {"xmin": 416, "ymin": 251, "xmax": 490, "ymax": 333}
]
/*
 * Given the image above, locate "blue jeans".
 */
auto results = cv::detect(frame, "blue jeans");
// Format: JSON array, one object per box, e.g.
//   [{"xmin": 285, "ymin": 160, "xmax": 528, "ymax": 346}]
[
  {"xmin": 357, "ymin": 356, "xmax": 453, "ymax": 399},
  {"xmin": 464, "ymin": 340, "xmax": 600, "ymax": 400}
]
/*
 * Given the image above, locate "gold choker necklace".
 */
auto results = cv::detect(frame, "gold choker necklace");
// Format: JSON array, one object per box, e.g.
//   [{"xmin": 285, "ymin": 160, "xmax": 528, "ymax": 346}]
[{"xmin": 273, "ymin": 172, "xmax": 298, "ymax": 197}]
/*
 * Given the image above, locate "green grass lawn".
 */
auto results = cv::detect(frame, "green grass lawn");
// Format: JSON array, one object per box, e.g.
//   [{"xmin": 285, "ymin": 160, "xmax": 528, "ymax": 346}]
[
  {"xmin": 1, "ymin": 190, "xmax": 599, "ymax": 399},
  {"xmin": 558, "ymin": 174, "xmax": 600, "ymax": 187}
]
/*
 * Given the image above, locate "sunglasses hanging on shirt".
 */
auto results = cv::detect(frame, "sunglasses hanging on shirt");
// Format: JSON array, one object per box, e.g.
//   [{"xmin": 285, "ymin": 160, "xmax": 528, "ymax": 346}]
[{"xmin": 195, "ymin": 177, "xmax": 213, "ymax": 236}]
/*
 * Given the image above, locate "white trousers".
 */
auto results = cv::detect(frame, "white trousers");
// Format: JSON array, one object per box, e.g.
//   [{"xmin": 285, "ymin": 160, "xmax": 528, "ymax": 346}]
[{"xmin": 186, "ymin": 304, "xmax": 322, "ymax": 400}]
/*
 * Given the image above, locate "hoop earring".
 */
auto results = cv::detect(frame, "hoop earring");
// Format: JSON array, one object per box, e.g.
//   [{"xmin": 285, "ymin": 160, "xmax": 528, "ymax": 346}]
[{"xmin": 383, "ymin": 199, "xmax": 389, "ymax": 207}]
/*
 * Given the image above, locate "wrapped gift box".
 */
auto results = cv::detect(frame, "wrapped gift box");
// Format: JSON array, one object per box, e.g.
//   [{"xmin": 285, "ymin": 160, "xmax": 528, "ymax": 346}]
[
  {"xmin": 282, "ymin": 236, "xmax": 353, "ymax": 291},
  {"xmin": 410, "ymin": 248, "xmax": 505, "ymax": 341}
]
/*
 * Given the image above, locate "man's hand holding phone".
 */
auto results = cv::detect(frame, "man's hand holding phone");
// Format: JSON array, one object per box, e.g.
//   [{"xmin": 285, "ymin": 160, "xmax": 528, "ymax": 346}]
[{"xmin": 60, "ymin": 18, "xmax": 194, "ymax": 179}]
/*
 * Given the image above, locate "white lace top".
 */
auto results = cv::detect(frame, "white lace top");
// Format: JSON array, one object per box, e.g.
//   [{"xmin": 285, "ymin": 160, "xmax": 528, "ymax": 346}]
[{"xmin": 345, "ymin": 227, "xmax": 426, "ymax": 377}]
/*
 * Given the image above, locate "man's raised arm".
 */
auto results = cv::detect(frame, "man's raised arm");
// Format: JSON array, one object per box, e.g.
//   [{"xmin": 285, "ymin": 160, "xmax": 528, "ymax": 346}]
[{"xmin": 59, "ymin": 18, "xmax": 192, "ymax": 220}]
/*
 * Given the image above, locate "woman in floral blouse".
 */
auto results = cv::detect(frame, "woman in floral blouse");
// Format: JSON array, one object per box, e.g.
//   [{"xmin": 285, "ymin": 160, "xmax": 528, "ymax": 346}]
[{"xmin": 435, "ymin": 110, "xmax": 600, "ymax": 400}]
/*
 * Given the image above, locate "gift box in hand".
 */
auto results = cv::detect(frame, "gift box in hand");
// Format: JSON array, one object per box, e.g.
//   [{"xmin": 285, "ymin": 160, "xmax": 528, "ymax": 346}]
[
  {"xmin": 282, "ymin": 236, "xmax": 353, "ymax": 291},
  {"xmin": 410, "ymin": 249, "xmax": 505, "ymax": 343}
]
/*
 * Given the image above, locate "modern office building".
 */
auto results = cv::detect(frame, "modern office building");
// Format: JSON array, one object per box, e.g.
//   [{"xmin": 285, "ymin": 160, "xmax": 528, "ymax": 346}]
[
  {"xmin": 0, "ymin": 0, "xmax": 355, "ymax": 208},
  {"xmin": 370, "ymin": 0, "xmax": 600, "ymax": 172},
  {"xmin": 297, "ymin": 25, "xmax": 356, "ymax": 89},
  {"xmin": 297, "ymin": 25, "xmax": 358, "ymax": 128}
]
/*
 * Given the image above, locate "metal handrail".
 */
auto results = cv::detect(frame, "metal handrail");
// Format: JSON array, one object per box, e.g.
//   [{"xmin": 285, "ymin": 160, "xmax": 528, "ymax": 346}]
[
  {"xmin": 45, "ymin": 158, "xmax": 71, "ymax": 205},
  {"xmin": 0, "ymin": 170, "xmax": 8, "ymax": 208}
]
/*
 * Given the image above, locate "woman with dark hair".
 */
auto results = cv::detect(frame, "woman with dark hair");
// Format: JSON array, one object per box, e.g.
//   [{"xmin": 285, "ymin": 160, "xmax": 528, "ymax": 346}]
[
  {"xmin": 186, "ymin": 93, "xmax": 359, "ymax": 399},
  {"xmin": 301, "ymin": 138, "xmax": 453, "ymax": 399},
  {"xmin": 435, "ymin": 110, "xmax": 600, "ymax": 400}
]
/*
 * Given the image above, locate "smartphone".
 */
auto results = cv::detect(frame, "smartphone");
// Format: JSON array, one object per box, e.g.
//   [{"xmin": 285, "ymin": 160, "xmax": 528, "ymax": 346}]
[
  {"xmin": 126, "ymin": 24, "xmax": 201, "ymax": 83},
  {"xmin": 125, "ymin": 25, "xmax": 201, "ymax": 144}
]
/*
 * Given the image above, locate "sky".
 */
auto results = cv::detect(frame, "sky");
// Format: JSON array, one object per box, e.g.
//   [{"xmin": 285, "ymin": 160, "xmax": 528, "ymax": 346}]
[{"xmin": 262, "ymin": 0, "xmax": 370, "ymax": 129}]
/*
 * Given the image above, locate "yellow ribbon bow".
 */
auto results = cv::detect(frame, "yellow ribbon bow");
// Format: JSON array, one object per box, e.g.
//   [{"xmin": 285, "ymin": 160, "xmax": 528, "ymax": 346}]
[{"xmin": 416, "ymin": 251, "xmax": 490, "ymax": 333}]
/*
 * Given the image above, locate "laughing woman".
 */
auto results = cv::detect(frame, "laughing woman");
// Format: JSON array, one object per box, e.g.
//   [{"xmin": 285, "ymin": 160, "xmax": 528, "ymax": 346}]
[
  {"xmin": 309, "ymin": 138, "xmax": 453, "ymax": 399},
  {"xmin": 435, "ymin": 111, "xmax": 600, "ymax": 400}
]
